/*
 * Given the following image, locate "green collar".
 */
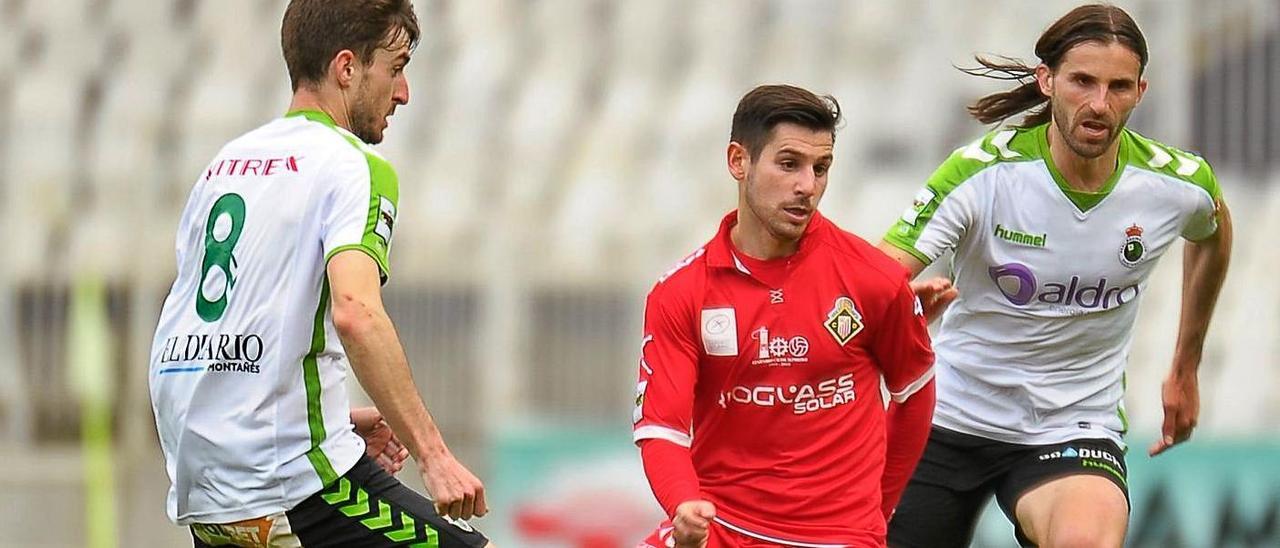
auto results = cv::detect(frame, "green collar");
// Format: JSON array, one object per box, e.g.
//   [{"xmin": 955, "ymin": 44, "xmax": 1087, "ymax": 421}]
[
  {"xmin": 1035, "ymin": 123, "xmax": 1129, "ymax": 213},
  {"xmin": 285, "ymin": 109, "xmax": 338, "ymax": 128}
]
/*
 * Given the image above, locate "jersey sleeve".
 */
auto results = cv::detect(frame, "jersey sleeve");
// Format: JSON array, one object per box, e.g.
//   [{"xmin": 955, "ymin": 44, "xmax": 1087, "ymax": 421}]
[
  {"xmin": 1127, "ymin": 132, "xmax": 1223, "ymax": 241},
  {"xmin": 1180, "ymin": 160, "xmax": 1222, "ymax": 241},
  {"xmin": 321, "ymin": 149, "xmax": 400, "ymax": 281},
  {"xmin": 633, "ymin": 284, "xmax": 700, "ymax": 448},
  {"xmin": 870, "ymin": 275, "xmax": 935, "ymax": 403},
  {"xmin": 882, "ymin": 140, "xmax": 991, "ymax": 265}
]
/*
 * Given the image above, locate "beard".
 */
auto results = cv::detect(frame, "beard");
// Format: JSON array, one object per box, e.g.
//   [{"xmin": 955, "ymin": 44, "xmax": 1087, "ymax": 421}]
[
  {"xmin": 349, "ymin": 106, "xmax": 383, "ymax": 144},
  {"xmin": 743, "ymin": 176, "xmax": 810, "ymax": 243},
  {"xmin": 1051, "ymin": 98, "xmax": 1129, "ymax": 160},
  {"xmin": 348, "ymin": 81, "xmax": 386, "ymax": 144}
]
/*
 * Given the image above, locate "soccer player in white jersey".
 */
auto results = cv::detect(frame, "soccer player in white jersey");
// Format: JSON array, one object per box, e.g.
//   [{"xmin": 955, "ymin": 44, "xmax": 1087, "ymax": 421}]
[
  {"xmin": 879, "ymin": 4, "xmax": 1233, "ymax": 548},
  {"xmin": 148, "ymin": 1, "xmax": 493, "ymax": 546}
]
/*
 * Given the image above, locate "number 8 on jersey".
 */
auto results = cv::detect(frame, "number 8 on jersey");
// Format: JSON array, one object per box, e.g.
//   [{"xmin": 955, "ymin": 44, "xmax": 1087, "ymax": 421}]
[{"xmin": 196, "ymin": 193, "xmax": 246, "ymax": 322}]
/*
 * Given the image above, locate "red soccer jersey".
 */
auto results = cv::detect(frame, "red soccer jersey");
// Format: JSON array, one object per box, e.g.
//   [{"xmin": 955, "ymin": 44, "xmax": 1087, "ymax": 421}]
[{"xmin": 633, "ymin": 211, "xmax": 935, "ymax": 546}]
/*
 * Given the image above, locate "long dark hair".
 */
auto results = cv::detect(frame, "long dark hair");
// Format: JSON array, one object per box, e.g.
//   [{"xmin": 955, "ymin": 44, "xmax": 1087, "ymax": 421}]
[{"xmin": 964, "ymin": 3, "xmax": 1148, "ymax": 127}]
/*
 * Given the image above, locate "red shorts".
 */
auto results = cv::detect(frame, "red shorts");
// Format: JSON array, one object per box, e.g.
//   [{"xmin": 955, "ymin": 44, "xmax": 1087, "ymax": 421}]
[{"xmin": 637, "ymin": 519, "xmax": 780, "ymax": 548}]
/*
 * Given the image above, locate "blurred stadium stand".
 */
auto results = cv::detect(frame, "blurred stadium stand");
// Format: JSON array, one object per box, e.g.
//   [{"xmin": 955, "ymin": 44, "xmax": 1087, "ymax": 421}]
[{"xmin": 1, "ymin": 0, "xmax": 1277, "ymax": 546}]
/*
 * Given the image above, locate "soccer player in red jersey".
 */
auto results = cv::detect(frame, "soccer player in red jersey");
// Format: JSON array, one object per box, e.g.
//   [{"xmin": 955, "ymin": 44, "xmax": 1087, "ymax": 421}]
[{"xmin": 634, "ymin": 85, "xmax": 937, "ymax": 548}]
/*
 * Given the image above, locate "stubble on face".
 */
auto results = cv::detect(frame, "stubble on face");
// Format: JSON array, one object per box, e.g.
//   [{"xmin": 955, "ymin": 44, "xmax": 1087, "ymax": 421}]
[
  {"xmin": 1051, "ymin": 95, "xmax": 1131, "ymax": 160},
  {"xmin": 348, "ymin": 33, "xmax": 411, "ymax": 145},
  {"xmin": 740, "ymin": 126, "xmax": 832, "ymax": 244},
  {"xmin": 349, "ymin": 77, "xmax": 383, "ymax": 144},
  {"xmin": 1047, "ymin": 41, "xmax": 1144, "ymax": 160}
]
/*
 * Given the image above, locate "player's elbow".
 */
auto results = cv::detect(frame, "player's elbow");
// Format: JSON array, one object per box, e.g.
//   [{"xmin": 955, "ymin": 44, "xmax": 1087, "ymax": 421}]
[{"xmin": 331, "ymin": 291, "xmax": 382, "ymax": 340}]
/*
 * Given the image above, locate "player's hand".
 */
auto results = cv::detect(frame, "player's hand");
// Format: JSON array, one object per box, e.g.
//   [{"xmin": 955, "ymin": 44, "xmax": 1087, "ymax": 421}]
[
  {"xmin": 1149, "ymin": 371, "xmax": 1200, "ymax": 456},
  {"xmin": 909, "ymin": 277, "xmax": 958, "ymax": 323},
  {"xmin": 350, "ymin": 407, "xmax": 409, "ymax": 474},
  {"xmin": 672, "ymin": 500, "xmax": 716, "ymax": 548},
  {"xmin": 420, "ymin": 451, "xmax": 488, "ymax": 520}
]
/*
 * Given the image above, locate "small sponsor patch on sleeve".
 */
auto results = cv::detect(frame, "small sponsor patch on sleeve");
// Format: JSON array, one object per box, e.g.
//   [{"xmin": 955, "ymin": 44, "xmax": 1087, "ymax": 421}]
[
  {"xmin": 374, "ymin": 196, "xmax": 396, "ymax": 245},
  {"xmin": 633, "ymin": 380, "xmax": 648, "ymax": 424},
  {"xmin": 900, "ymin": 187, "xmax": 936, "ymax": 226}
]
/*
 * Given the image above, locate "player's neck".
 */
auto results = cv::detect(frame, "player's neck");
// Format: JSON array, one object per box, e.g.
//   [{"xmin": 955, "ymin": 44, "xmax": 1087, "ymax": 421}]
[
  {"xmin": 288, "ymin": 88, "xmax": 354, "ymax": 133},
  {"xmin": 1046, "ymin": 121, "xmax": 1120, "ymax": 193},
  {"xmin": 731, "ymin": 211, "xmax": 799, "ymax": 261}
]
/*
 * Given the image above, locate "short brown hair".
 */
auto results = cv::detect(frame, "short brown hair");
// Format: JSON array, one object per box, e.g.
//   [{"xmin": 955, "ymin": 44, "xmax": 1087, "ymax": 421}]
[
  {"xmin": 281, "ymin": 0, "xmax": 420, "ymax": 91},
  {"xmin": 730, "ymin": 85, "xmax": 842, "ymax": 161}
]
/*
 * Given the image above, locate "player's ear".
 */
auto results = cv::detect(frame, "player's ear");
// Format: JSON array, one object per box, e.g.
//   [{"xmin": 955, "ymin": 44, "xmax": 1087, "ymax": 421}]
[
  {"xmin": 1136, "ymin": 77, "xmax": 1148, "ymax": 104},
  {"xmin": 1035, "ymin": 63, "xmax": 1053, "ymax": 97},
  {"xmin": 331, "ymin": 49, "xmax": 358, "ymax": 89},
  {"xmin": 727, "ymin": 141, "xmax": 749, "ymax": 183}
]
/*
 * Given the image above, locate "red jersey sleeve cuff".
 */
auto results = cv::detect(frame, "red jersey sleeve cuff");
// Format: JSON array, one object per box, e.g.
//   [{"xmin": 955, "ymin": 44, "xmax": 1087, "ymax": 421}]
[
  {"xmin": 633, "ymin": 424, "xmax": 692, "ymax": 448},
  {"xmin": 888, "ymin": 365, "xmax": 936, "ymax": 403}
]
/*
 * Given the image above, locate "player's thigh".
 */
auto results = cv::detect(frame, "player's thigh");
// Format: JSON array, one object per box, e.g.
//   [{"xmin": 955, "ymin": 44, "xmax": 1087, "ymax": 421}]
[
  {"xmin": 888, "ymin": 477, "xmax": 990, "ymax": 548},
  {"xmin": 888, "ymin": 428, "xmax": 1002, "ymax": 548},
  {"xmin": 288, "ymin": 457, "xmax": 490, "ymax": 548},
  {"xmin": 1011, "ymin": 474, "xmax": 1127, "ymax": 548},
  {"xmin": 998, "ymin": 439, "xmax": 1129, "ymax": 548}
]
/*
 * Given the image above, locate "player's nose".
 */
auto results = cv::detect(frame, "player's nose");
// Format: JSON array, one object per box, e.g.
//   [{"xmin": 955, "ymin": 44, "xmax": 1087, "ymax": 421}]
[
  {"xmin": 1087, "ymin": 87, "xmax": 1109, "ymax": 114},
  {"xmin": 794, "ymin": 169, "xmax": 818, "ymax": 196},
  {"xmin": 393, "ymin": 77, "xmax": 409, "ymax": 106}
]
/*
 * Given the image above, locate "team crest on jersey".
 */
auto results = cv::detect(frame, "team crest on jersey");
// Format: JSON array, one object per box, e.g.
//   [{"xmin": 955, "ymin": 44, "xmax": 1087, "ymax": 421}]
[
  {"xmin": 1119, "ymin": 224, "xmax": 1145, "ymax": 268},
  {"xmin": 824, "ymin": 296, "xmax": 863, "ymax": 345}
]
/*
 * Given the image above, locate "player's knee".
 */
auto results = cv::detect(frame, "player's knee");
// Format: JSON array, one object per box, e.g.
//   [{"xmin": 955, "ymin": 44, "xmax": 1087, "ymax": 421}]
[
  {"xmin": 1044, "ymin": 528, "xmax": 1123, "ymax": 548},
  {"xmin": 1044, "ymin": 509, "xmax": 1126, "ymax": 548}
]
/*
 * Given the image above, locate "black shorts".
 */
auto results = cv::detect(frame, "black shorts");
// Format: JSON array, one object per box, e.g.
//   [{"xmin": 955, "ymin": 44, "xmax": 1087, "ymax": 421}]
[
  {"xmin": 191, "ymin": 455, "xmax": 489, "ymax": 548},
  {"xmin": 888, "ymin": 426, "xmax": 1128, "ymax": 548}
]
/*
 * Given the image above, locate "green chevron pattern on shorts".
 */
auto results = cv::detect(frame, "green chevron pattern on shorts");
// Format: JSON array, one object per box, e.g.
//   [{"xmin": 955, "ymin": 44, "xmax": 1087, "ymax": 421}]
[
  {"xmin": 339, "ymin": 486, "xmax": 369, "ymax": 517},
  {"xmin": 318, "ymin": 478, "xmax": 442, "ymax": 547},
  {"xmin": 361, "ymin": 500, "xmax": 394, "ymax": 529},
  {"xmin": 320, "ymin": 477, "xmax": 352, "ymax": 504},
  {"xmin": 410, "ymin": 527, "xmax": 439, "ymax": 548},
  {"xmin": 385, "ymin": 514, "xmax": 417, "ymax": 542}
]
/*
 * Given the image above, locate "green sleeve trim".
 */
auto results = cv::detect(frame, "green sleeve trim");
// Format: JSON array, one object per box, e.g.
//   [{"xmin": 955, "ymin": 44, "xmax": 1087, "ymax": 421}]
[
  {"xmin": 326, "ymin": 244, "xmax": 391, "ymax": 283},
  {"xmin": 883, "ymin": 126, "xmax": 1040, "ymax": 253},
  {"xmin": 312, "ymin": 120, "xmax": 401, "ymax": 283},
  {"xmin": 1123, "ymin": 129, "xmax": 1222, "ymax": 199},
  {"xmin": 358, "ymin": 152, "xmax": 399, "ymax": 277},
  {"xmin": 880, "ymin": 235, "xmax": 933, "ymax": 265}
]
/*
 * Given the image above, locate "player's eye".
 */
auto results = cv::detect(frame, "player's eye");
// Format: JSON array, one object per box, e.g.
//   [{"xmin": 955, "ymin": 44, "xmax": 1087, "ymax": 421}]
[
  {"xmin": 814, "ymin": 165, "xmax": 830, "ymax": 177},
  {"xmin": 780, "ymin": 159, "xmax": 797, "ymax": 170}
]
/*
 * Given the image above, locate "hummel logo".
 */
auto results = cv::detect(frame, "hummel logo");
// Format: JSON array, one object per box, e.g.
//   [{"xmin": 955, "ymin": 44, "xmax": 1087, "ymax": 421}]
[{"xmin": 994, "ymin": 223, "xmax": 1047, "ymax": 247}]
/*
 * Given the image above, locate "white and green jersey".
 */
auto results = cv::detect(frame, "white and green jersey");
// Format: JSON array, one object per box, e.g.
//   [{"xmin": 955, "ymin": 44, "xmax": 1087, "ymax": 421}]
[
  {"xmin": 149, "ymin": 110, "xmax": 399, "ymax": 525},
  {"xmin": 884, "ymin": 124, "xmax": 1220, "ymax": 447}
]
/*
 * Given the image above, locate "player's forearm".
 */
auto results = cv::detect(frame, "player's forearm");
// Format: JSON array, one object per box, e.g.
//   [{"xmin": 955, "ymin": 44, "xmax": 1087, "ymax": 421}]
[
  {"xmin": 337, "ymin": 304, "xmax": 450, "ymax": 461},
  {"xmin": 639, "ymin": 438, "xmax": 703, "ymax": 518},
  {"xmin": 876, "ymin": 241, "xmax": 928, "ymax": 278},
  {"xmin": 1172, "ymin": 205, "xmax": 1232, "ymax": 376},
  {"xmin": 881, "ymin": 380, "xmax": 935, "ymax": 519}
]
